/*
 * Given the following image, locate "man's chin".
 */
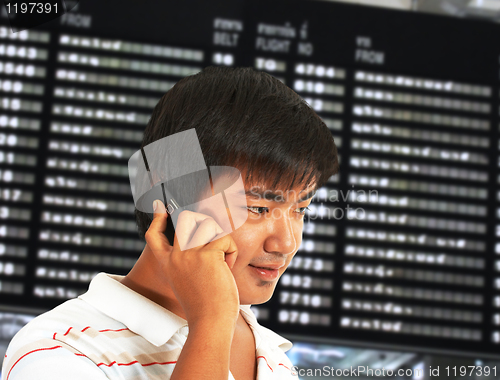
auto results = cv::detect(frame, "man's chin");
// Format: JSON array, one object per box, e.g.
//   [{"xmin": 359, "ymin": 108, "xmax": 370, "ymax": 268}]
[{"xmin": 240, "ymin": 290, "xmax": 276, "ymax": 306}]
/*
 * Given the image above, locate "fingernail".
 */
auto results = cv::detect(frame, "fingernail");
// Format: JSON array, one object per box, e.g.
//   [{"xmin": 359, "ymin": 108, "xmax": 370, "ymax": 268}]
[{"xmin": 153, "ymin": 200, "xmax": 158, "ymax": 211}]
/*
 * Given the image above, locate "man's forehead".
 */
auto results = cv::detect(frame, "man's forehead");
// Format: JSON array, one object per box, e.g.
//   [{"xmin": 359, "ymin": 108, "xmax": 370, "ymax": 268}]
[{"xmin": 243, "ymin": 184, "xmax": 317, "ymax": 203}]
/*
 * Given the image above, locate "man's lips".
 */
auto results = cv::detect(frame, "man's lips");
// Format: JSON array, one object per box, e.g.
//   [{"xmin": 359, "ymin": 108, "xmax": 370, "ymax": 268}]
[
  {"xmin": 248, "ymin": 264, "xmax": 283, "ymax": 281},
  {"xmin": 249, "ymin": 263, "xmax": 285, "ymax": 270}
]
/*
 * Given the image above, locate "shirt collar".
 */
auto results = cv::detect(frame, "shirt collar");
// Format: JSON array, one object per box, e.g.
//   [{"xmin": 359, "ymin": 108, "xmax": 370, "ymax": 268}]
[
  {"xmin": 239, "ymin": 304, "xmax": 293, "ymax": 352},
  {"xmin": 79, "ymin": 272, "xmax": 292, "ymax": 352},
  {"xmin": 79, "ymin": 272, "xmax": 187, "ymax": 347}
]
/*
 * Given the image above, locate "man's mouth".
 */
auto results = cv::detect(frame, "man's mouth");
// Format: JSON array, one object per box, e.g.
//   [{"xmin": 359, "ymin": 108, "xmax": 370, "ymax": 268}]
[
  {"xmin": 249, "ymin": 263, "xmax": 285, "ymax": 270},
  {"xmin": 248, "ymin": 264, "xmax": 284, "ymax": 281}
]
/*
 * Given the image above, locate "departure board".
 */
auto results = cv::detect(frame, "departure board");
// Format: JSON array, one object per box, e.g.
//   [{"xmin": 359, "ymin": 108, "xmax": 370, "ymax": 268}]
[{"xmin": 0, "ymin": 0, "xmax": 499, "ymax": 359}]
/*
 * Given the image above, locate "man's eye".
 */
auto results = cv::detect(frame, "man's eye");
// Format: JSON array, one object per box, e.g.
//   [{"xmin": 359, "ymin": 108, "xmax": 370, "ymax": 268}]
[
  {"xmin": 246, "ymin": 206, "xmax": 269, "ymax": 214},
  {"xmin": 295, "ymin": 206, "xmax": 310, "ymax": 215}
]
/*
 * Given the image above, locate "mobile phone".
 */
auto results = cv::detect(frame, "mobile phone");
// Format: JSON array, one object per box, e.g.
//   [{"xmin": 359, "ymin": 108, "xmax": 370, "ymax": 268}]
[{"xmin": 145, "ymin": 184, "xmax": 179, "ymax": 246}]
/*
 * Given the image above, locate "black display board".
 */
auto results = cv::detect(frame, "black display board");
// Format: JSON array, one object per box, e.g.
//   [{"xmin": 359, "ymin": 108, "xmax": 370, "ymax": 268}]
[{"xmin": 0, "ymin": 0, "xmax": 499, "ymax": 359}]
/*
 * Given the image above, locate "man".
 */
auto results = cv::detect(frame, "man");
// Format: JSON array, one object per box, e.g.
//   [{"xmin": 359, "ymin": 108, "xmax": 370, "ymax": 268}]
[{"xmin": 2, "ymin": 66, "xmax": 338, "ymax": 379}]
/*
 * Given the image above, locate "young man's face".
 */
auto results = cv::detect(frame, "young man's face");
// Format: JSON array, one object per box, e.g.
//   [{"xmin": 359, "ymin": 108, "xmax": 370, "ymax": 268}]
[
  {"xmin": 188, "ymin": 170, "xmax": 316, "ymax": 305},
  {"xmin": 224, "ymin": 180, "xmax": 316, "ymax": 305}
]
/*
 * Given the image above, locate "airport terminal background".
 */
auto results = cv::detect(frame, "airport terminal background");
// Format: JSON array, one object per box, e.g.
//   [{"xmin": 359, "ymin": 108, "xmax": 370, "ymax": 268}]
[{"xmin": 1, "ymin": 0, "xmax": 500, "ymax": 377}]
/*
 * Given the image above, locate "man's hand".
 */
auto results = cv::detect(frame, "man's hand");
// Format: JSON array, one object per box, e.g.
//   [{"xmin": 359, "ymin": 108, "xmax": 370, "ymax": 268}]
[
  {"xmin": 144, "ymin": 199, "xmax": 240, "ymax": 328},
  {"xmin": 145, "ymin": 200, "xmax": 241, "ymax": 379}
]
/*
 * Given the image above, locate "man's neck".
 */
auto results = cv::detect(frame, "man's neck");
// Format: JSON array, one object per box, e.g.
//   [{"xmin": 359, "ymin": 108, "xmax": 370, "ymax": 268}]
[
  {"xmin": 120, "ymin": 244, "xmax": 251, "ymax": 329},
  {"xmin": 120, "ymin": 244, "xmax": 187, "ymax": 320}
]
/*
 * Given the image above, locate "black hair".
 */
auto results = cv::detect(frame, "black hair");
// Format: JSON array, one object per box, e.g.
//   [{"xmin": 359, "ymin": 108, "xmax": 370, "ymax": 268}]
[{"xmin": 134, "ymin": 66, "xmax": 339, "ymax": 240}]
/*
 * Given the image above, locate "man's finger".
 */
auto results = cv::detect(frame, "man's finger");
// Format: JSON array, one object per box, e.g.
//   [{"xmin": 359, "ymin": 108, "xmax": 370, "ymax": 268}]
[
  {"xmin": 183, "ymin": 218, "xmax": 224, "ymax": 250},
  {"xmin": 175, "ymin": 210, "xmax": 217, "ymax": 250},
  {"xmin": 144, "ymin": 199, "xmax": 173, "ymax": 255},
  {"xmin": 207, "ymin": 234, "xmax": 238, "ymax": 269}
]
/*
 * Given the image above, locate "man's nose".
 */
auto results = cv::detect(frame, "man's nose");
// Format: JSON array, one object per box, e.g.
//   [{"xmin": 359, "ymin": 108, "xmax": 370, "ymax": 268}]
[{"xmin": 263, "ymin": 211, "xmax": 297, "ymax": 255}]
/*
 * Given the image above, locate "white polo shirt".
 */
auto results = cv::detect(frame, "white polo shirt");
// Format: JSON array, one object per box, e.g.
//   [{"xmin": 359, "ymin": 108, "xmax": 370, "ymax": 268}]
[{"xmin": 2, "ymin": 273, "xmax": 297, "ymax": 380}]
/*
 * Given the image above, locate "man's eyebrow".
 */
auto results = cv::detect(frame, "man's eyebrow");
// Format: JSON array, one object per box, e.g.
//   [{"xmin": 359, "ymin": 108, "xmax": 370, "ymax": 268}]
[{"xmin": 244, "ymin": 188, "xmax": 317, "ymax": 203}]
